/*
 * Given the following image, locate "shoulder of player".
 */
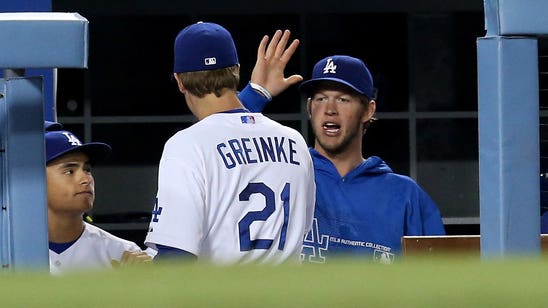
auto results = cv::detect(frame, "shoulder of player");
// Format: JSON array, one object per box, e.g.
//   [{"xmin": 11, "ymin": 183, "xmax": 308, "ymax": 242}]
[
  {"xmin": 83, "ymin": 222, "xmax": 142, "ymax": 251},
  {"xmin": 162, "ymin": 128, "xmax": 201, "ymax": 156},
  {"xmin": 261, "ymin": 117, "xmax": 308, "ymax": 141},
  {"xmin": 347, "ymin": 168, "xmax": 420, "ymax": 188},
  {"xmin": 380, "ymin": 172, "xmax": 422, "ymax": 187},
  {"xmin": 356, "ymin": 171, "xmax": 432, "ymax": 201}
]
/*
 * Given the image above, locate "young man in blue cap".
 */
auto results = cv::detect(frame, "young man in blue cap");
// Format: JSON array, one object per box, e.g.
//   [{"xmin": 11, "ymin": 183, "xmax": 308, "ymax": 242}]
[
  {"xmin": 144, "ymin": 22, "xmax": 316, "ymax": 264},
  {"xmin": 45, "ymin": 124, "xmax": 152, "ymax": 274},
  {"xmin": 242, "ymin": 55, "xmax": 445, "ymax": 263}
]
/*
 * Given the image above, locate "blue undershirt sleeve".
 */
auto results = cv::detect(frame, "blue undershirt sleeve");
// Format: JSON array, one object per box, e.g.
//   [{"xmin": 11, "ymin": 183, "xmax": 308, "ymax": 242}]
[
  {"xmin": 155, "ymin": 244, "xmax": 197, "ymax": 261},
  {"xmin": 238, "ymin": 82, "xmax": 270, "ymax": 112}
]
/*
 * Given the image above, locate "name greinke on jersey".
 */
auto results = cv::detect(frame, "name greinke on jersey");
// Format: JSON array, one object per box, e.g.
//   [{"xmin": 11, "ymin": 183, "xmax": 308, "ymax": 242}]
[{"xmin": 217, "ymin": 136, "xmax": 301, "ymax": 169}]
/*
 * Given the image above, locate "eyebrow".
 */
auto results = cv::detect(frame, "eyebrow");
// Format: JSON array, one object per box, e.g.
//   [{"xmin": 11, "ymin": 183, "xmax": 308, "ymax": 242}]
[
  {"xmin": 57, "ymin": 161, "xmax": 90, "ymax": 169},
  {"xmin": 58, "ymin": 162, "xmax": 80, "ymax": 168}
]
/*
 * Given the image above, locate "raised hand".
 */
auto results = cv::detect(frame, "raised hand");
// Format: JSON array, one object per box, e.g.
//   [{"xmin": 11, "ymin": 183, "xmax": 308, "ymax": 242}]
[{"xmin": 250, "ymin": 29, "xmax": 303, "ymax": 98}]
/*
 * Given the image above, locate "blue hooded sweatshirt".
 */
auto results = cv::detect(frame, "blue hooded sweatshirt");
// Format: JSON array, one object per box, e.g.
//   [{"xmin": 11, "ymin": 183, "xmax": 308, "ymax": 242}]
[{"xmin": 301, "ymin": 149, "xmax": 445, "ymax": 263}]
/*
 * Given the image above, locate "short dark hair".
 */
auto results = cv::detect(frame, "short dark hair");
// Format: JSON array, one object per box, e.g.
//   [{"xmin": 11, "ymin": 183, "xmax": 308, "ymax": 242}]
[{"xmin": 176, "ymin": 65, "xmax": 240, "ymax": 98}]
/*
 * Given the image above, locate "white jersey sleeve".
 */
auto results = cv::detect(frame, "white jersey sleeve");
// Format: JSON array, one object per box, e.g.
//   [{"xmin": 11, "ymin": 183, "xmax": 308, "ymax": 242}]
[
  {"xmin": 145, "ymin": 112, "xmax": 315, "ymax": 264},
  {"xmin": 49, "ymin": 222, "xmax": 143, "ymax": 275},
  {"xmin": 146, "ymin": 154, "xmax": 206, "ymax": 255}
]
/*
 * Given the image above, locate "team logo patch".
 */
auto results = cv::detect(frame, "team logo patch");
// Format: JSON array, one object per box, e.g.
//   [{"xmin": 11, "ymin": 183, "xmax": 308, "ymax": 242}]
[
  {"xmin": 301, "ymin": 219, "xmax": 329, "ymax": 263},
  {"xmin": 322, "ymin": 58, "xmax": 337, "ymax": 74},
  {"xmin": 63, "ymin": 132, "xmax": 82, "ymax": 146},
  {"xmin": 240, "ymin": 115, "xmax": 255, "ymax": 124},
  {"xmin": 204, "ymin": 57, "xmax": 217, "ymax": 65},
  {"xmin": 374, "ymin": 250, "xmax": 395, "ymax": 264}
]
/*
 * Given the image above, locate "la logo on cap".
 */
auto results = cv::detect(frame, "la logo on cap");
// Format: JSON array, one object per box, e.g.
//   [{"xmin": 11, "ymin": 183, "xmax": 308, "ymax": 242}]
[
  {"xmin": 63, "ymin": 132, "xmax": 82, "ymax": 146},
  {"xmin": 322, "ymin": 58, "xmax": 337, "ymax": 74}
]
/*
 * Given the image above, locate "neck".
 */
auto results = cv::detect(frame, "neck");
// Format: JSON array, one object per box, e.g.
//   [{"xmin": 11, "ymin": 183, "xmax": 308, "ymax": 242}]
[
  {"xmin": 315, "ymin": 142, "xmax": 365, "ymax": 177},
  {"xmin": 48, "ymin": 210, "xmax": 85, "ymax": 243},
  {"xmin": 187, "ymin": 90, "xmax": 244, "ymax": 120}
]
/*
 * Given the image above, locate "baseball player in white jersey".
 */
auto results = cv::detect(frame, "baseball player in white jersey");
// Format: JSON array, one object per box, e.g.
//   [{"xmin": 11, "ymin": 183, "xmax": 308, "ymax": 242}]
[
  {"xmin": 45, "ymin": 123, "xmax": 152, "ymax": 274},
  {"xmin": 144, "ymin": 22, "xmax": 316, "ymax": 264}
]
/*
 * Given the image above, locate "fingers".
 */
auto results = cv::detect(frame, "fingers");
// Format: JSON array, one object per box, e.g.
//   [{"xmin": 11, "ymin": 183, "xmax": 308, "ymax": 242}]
[
  {"xmin": 120, "ymin": 250, "xmax": 130, "ymax": 264},
  {"xmin": 257, "ymin": 34, "xmax": 269, "ymax": 62},
  {"xmin": 110, "ymin": 259, "xmax": 120, "ymax": 268},
  {"xmin": 269, "ymin": 30, "xmax": 299, "ymax": 64},
  {"xmin": 274, "ymin": 30, "xmax": 291, "ymax": 59},
  {"xmin": 280, "ymin": 37, "xmax": 300, "ymax": 63},
  {"xmin": 125, "ymin": 251, "xmax": 152, "ymax": 264},
  {"xmin": 264, "ymin": 29, "xmax": 283, "ymax": 59},
  {"xmin": 286, "ymin": 74, "xmax": 304, "ymax": 86},
  {"xmin": 258, "ymin": 29, "xmax": 297, "ymax": 63},
  {"xmin": 112, "ymin": 250, "xmax": 153, "ymax": 268}
]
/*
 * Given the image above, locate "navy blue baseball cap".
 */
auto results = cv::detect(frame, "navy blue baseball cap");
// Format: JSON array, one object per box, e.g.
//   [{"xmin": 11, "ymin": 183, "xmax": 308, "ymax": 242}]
[
  {"xmin": 45, "ymin": 130, "xmax": 111, "ymax": 164},
  {"xmin": 299, "ymin": 55, "xmax": 375, "ymax": 99},
  {"xmin": 45, "ymin": 120, "xmax": 62, "ymax": 131},
  {"xmin": 173, "ymin": 21, "xmax": 239, "ymax": 73}
]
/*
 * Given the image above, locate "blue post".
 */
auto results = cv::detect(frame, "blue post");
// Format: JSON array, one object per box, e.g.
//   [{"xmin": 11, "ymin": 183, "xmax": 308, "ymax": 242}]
[
  {"xmin": 0, "ymin": 76, "xmax": 49, "ymax": 270},
  {"xmin": 0, "ymin": 12, "xmax": 89, "ymax": 271},
  {"xmin": 478, "ymin": 36, "xmax": 540, "ymax": 258},
  {"xmin": 478, "ymin": 0, "xmax": 548, "ymax": 258}
]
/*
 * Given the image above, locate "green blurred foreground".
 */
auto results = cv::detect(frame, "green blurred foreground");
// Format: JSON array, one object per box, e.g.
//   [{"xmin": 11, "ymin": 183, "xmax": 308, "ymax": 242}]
[{"xmin": 1, "ymin": 256, "xmax": 546, "ymax": 307}]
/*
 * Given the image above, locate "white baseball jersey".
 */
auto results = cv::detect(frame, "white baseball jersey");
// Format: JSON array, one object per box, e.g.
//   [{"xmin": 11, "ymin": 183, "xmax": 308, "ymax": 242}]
[
  {"xmin": 49, "ymin": 222, "xmax": 144, "ymax": 275},
  {"xmin": 145, "ymin": 111, "xmax": 315, "ymax": 264}
]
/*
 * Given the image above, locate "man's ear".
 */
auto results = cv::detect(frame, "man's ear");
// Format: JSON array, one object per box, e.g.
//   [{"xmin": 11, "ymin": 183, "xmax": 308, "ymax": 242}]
[
  {"xmin": 363, "ymin": 100, "xmax": 376, "ymax": 122},
  {"xmin": 306, "ymin": 98, "xmax": 312, "ymax": 118},
  {"xmin": 173, "ymin": 73, "xmax": 186, "ymax": 94}
]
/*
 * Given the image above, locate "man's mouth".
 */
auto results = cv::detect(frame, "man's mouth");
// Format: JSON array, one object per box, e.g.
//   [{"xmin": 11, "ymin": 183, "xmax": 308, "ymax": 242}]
[
  {"xmin": 76, "ymin": 191, "xmax": 93, "ymax": 196},
  {"xmin": 323, "ymin": 122, "xmax": 340, "ymax": 134}
]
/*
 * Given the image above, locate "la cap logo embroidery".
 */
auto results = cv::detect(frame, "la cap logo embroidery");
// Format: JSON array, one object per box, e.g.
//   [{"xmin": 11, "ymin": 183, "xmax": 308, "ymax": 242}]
[
  {"xmin": 323, "ymin": 58, "xmax": 337, "ymax": 74},
  {"xmin": 63, "ymin": 132, "xmax": 82, "ymax": 146}
]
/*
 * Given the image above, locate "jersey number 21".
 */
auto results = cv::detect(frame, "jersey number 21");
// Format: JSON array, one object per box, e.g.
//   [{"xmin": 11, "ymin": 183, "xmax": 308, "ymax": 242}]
[{"xmin": 238, "ymin": 182, "xmax": 290, "ymax": 252}]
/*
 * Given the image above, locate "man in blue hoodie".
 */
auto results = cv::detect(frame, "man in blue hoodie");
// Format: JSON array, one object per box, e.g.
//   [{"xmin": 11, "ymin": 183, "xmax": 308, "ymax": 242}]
[{"xmin": 241, "ymin": 55, "xmax": 445, "ymax": 263}]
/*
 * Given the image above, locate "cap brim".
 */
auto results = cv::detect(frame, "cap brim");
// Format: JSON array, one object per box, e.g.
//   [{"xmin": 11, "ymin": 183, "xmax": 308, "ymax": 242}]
[
  {"xmin": 45, "ymin": 121, "xmax": 63, "ymax": 131},
  {"xmin": 47, "ymin": 142, "xmax": 112, "ymax": 164},
  {"xmin": 299, "ymin": 78, "xmax": 366, "ymax": 96}
]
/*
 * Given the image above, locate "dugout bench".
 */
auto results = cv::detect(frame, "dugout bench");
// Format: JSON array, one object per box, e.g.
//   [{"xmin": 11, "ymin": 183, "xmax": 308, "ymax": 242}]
[{"xmin": 402, "ymin": 235, "xmax": 548, "ymax": 257}]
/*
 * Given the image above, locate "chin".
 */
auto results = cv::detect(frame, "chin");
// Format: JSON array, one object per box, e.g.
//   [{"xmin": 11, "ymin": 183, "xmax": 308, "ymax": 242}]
[
  {"xmin": 80, "ymin": 205, "xmax": 93, "ymax": 213},
  {"xmin": 318, "ymin": 138, "xmax": 340, "ymax": 150},
  {"xmin": 80, "ymin": 199, "xmax": 94, "ymax": 211}
]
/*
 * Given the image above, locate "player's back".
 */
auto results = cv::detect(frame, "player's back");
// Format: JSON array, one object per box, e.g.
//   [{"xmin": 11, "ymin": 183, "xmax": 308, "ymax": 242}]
[{"xmin": 145, "ymin": 111, "xmax": 315, "ymax": 264}]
